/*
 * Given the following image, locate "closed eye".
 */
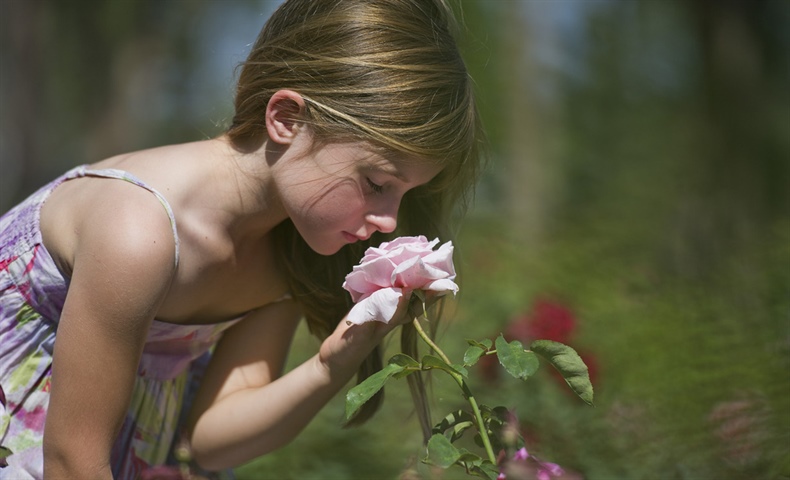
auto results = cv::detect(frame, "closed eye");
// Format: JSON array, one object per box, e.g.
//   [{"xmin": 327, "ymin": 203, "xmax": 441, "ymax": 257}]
[{"xmin": 366, "ymin": 177, "xmax": 384, "ymax": 194}]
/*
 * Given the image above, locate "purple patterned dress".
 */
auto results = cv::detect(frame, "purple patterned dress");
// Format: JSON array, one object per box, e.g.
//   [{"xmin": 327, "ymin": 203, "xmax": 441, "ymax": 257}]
[{"xmin": 0, "ymin": 165, "xmax": 240, "ymax": 479}]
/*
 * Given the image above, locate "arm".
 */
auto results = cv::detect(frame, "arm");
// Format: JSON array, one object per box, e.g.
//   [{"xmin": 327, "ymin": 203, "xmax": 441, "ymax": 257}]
[
  {"xmin": 187, "ymin": 293, "xmax": 413, "ymax": 471},
  {"xmin": 42, "ymin": 185, "xmax": 177, "ymax": 478}
]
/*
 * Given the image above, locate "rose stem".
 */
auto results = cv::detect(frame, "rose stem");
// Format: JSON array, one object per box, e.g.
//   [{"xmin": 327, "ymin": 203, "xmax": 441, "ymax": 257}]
[{"xmin": 411, "ymin": 311, "xmax": 497, "ymax": 465}]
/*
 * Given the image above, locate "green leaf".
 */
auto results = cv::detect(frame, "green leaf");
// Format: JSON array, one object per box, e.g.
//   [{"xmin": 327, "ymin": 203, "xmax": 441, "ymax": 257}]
[
  {"xmin": 466, "ymin": 338, "xmax": 493, "ymax": 350},
  {"xmin": 531, "ymin": 339, "xmax": 595, "ymax": 406},
  {"xmin": 456, "ymin": 449, "xmax": 485, "ymax": 472},
  {"xmin": 389, "ymin": 353, "xmax": 420, "ymax": 379},
  {"xmin": 431, "ymin": 410, "xmax": 475, "ymax": 442},
  {"xmin": 425, "ymin": 433, "xmax": 462, "ymax": 468},
  {"xmin": 495, "ymin": 335, "xmax": 539, "ymax": 380},
  {"xmin": 452, "ymin": 363, "xmax": 469, "ymax": 378},
  {"xmin": 389, "ymin": 353, "xmax": 420, "ymax": 368},
  {"xmin": 422, "ymin": 355, "xmax": 466, "ymax": 377},
  {"xmin": 450, "ymin": 420, "xmax": 475, "ymax": 442},
  {"xmin": 0, "ymin": 445, "xmax": 12, "ymax": 467},
  {"xmin": 432, "ymin": 409, "xmax": 475, "ymax": 436},
  {"xmin": 345, "ymin": 363, "xmax": 405, "ymax": 419},
  {"xmin": 457, "ymin": 448, "xmax": 483, "ymax": 464},
  {"xmin": 470, "ymin": 461, "xmax": 501, "ymax": 480},
  {"xmin": 463, "ymin": 345, "xmax": 486, "ymax": 366}
]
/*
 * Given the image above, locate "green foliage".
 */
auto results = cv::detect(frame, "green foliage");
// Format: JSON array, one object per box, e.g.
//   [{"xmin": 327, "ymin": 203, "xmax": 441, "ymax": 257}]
[
  {"xmin": 531, "ymin": 340, "xmax": 594, "ymax": 406},
  {"xmin": 463, "ymin": 338, "xmax": 493, "ymax": 366},
  {"xmin": 433, "ymin": 409, "xmax": 476, "ymax": 441},
  {"xmin": 0, "ymin": 446, "xmax": 12, "ymax": 467},
  {"xmin": 342, "ymin": 318, "xmax": 593, "ymax": 479},
  {"xmin": 494, "ymin": 335, "xmax": 539, "ymax": 381},
  {"xmin": 425, "ymin": 434, "xmax": 462, "ymax": 468},
  {"xmin": 345, "ymin": 362, "xmax": 406, "ymax": 420}
]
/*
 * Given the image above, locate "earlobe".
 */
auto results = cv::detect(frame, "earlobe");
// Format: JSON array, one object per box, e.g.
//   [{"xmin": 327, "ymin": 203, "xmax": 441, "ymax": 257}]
[{"xmin": 265, "ymin": 90, "xmax": 306, "ymax": 145}]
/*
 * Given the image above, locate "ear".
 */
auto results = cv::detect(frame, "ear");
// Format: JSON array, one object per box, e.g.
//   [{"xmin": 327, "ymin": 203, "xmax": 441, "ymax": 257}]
[{"xmin": 265, "ymin": 90, "xmax": 306, "ymax": 145}]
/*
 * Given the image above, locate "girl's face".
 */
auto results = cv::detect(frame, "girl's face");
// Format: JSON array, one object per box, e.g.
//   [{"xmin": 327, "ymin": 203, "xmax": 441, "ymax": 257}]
[{"xmin": 274, "ymin": 141, "xmax": 441, "ymax": 256}]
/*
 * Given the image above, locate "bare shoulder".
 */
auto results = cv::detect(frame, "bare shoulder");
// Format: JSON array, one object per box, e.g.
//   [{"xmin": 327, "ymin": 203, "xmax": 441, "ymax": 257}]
[{"xmin": 41, "ymin": 172, "xmax": 178, "ymax": 287}]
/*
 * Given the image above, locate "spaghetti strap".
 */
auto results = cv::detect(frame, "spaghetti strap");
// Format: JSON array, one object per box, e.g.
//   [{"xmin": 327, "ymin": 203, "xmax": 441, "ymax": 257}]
[
  {"xmin": 1, "ymin": 165, "xmax": 236, "ymax": 478},
  {"xmin": 75, "ymin": 166, "xmax": 181, "ymax": 269}
]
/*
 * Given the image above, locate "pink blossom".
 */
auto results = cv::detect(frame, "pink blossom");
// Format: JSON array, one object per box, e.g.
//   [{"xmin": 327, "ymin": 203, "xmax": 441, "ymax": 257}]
[
  {"xmin": 513, "ymin": 447, "xmax": 529, "ymax": 461},
  {"xmin": 536, "ymin": 461, "xmax": 564, "ymax": 480},
  {"xmin": 343, "ymin": 236, "xmax": 457, "ymax": 325},
  {"xmin": 499, "ymin": 446, "xmax": 565, "ymax": 480}
]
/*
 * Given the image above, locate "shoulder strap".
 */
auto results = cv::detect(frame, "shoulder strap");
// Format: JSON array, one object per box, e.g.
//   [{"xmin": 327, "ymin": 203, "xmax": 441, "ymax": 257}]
[{"xmin": 76, "ymin": 166, "xmax": 181, "ymax": 269}]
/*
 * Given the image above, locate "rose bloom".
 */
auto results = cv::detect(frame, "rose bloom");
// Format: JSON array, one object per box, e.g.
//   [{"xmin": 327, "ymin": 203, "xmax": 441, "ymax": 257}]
[{"xmin": 342, "ymin": 236, "xmax": 458, "ymax": 325}]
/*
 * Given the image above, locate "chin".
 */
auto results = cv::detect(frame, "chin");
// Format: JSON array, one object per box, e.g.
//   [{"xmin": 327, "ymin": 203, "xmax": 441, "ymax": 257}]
[{"xmin": 307, "ymin": 239, "xmax": 344, "ymax": 256}]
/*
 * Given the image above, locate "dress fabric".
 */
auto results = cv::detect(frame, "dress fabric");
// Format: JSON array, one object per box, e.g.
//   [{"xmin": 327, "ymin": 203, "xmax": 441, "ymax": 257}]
[{"xmin": 0, "ymin": 165, "xmax": 240, "ymax": 479}]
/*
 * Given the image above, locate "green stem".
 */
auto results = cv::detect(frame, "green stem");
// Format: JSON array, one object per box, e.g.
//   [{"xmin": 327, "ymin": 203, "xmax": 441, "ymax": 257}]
[
  {"xmin": 411, "ymin": 314, "xmax": 451, "ymax": 365},
  {"xmin": 411, "ymin": 313, "xmax": 498, "ymax": 465}
]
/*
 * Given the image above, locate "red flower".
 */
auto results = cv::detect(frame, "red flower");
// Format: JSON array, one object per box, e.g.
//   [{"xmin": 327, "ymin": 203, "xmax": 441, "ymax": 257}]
[
  {"xmin": 478, "ymin": 298, "xmax": 599, "ymax": 390},
  {"xmin": 519, "ymin": 300, "xmax": 576, "ymax": 344}
]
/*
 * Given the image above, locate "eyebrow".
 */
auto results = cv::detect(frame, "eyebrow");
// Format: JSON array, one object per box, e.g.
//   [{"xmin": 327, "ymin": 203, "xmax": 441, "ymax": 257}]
[
  {"xmin": 366, "ymin": 159, "xmax": 409, "ymax": 183},
  {"xmin": 380, "ymin": 166, "xmax": 408, "ymax": 183}
]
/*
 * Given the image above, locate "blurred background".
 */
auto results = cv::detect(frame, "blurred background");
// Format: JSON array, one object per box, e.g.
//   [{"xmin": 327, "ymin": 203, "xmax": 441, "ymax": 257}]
[{"xmin": 1, "ymin": 0, "xmax": 788, "ymax": 478}]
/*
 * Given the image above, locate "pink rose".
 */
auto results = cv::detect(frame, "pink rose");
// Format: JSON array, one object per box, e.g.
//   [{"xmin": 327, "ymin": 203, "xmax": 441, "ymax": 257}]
[{"xmin": 343, "ymin": 236, "xmax": 458, "ymax": 325}]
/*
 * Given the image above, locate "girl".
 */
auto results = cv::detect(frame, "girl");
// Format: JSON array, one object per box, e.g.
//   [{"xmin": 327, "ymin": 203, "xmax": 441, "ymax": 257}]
[{"xmin": 0, "ymin": 0, "xmax": 483, "ymax": 478}]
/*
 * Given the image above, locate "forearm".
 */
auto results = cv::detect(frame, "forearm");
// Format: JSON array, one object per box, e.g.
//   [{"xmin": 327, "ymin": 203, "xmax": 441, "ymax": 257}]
[{"xmin": 189, "ymin": 352, "xmax": 359, "ymax": 470}]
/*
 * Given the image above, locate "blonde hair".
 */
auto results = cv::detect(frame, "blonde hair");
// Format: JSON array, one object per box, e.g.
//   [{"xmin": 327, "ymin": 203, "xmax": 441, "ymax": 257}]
[{"xmin": 227, "ymin": 0, "xmax": 484, "ymax": 439}]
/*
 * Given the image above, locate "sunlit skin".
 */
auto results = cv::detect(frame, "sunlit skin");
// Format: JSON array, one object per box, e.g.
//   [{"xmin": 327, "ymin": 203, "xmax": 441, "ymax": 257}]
[
  {"xmin": 36, "ymin": 89, "xmax": 442, "ymax": 475},
  {"xmin": 271, "ymin": 140, "xmax": 442, "ymax": 256}
]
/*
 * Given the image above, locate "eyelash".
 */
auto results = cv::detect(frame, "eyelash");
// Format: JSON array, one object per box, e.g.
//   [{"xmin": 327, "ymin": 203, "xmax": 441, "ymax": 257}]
[{"xmin": 366, "ymin": 177, "xmax": 384, "ymax": 194}]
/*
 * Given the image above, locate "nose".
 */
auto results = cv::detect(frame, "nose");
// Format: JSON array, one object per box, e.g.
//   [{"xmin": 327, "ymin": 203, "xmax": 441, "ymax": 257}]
[
  {"xmin": 364, "ymin": 200, "xmax": 399, "ymax": 235},
  {"xmin": 365, "ymin": 212, "xmax": 397, "ymax": 234}
]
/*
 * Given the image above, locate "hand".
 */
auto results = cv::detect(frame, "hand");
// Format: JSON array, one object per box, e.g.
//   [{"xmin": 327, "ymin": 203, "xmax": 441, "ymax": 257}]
[{"xmin": 319, "ymin": 289, "xmax": 415, "ymax": 375}]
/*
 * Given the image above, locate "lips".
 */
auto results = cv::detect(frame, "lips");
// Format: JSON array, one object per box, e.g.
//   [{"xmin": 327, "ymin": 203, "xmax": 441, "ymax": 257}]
[{"xmin": 342, "ymin": 231, "xmax": 360, "ymax": 243}]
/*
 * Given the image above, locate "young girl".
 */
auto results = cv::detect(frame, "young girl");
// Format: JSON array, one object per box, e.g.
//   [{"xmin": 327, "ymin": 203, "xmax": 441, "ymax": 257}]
[{"xmin": 0, "ymin": 0, "xmax": 483, "ymax": 478}]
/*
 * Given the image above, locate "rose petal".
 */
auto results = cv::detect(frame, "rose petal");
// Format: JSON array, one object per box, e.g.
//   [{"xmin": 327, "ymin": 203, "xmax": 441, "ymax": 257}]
[
  {"xmin": 379, "ymin": 235, "xmax": 430, "ymax": 250},
  {"xmin": 392, "ymin": 257, "xmax": 451, "ymax": 288},
  {"xmin": 422, "ymin": 241, "xmax": 456, "ymax": 277},
  {"xmin": 423, "ymin": 278, "xmax": 459, "ymax": 295},
  {"xmin": 345, "ymin": 287, "xmax": 403, "ymax": 325},
  {"xmin": 358, "ymin": 256, "xmax": 398, "ymax": 286}
]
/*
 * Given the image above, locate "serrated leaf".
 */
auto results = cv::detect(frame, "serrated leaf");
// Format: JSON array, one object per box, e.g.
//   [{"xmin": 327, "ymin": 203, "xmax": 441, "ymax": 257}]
[
  {"xmin": 425, "ymin": 433, "xmax": 462, "ymax": 468},
  {"xmin": 463, "ymin": 345, "xmax": 486, "ymax": 366},
  {"xmin": 495, "ymin": 335, "xmax": 539, "ymax": 380},
  {"xmin": 345, "ymin": 363, "xmax": 404, "ymax": 419},
  {"xmin": 531, "ymin": 339, "xmax": 595, "ymax": 406}
]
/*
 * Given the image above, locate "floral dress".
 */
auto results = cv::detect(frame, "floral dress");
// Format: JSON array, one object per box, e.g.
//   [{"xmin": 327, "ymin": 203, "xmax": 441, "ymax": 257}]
[{"xmin": 0, "ymin": 165, "xmax": 240, "ymax": 479}]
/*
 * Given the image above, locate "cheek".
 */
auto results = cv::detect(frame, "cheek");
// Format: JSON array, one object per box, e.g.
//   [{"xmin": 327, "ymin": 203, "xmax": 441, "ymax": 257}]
[{"xmin": 298, "ymin": 179, "xmax": 364, "ymax": 223}]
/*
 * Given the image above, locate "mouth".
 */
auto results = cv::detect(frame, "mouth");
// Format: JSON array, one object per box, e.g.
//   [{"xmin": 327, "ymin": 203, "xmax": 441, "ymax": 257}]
[{"xmin": 342, "ymin": 231, "xmax": 361, "ymax": 243}]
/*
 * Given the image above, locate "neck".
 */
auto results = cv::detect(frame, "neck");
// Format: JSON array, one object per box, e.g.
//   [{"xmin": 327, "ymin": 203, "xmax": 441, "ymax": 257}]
[{"xmin": 200, "ymin": 135, "xmax": 287, "ymax": 244}]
